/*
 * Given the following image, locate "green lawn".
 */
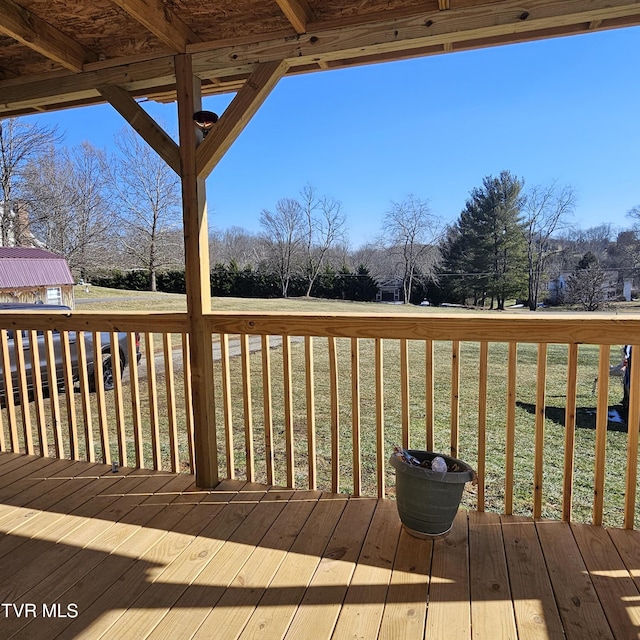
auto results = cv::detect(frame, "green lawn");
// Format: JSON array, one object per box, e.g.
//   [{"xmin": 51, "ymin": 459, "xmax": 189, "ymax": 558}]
[{"xmin": 53, "ymin": 287, "xmax": 640, "ymax": 529}]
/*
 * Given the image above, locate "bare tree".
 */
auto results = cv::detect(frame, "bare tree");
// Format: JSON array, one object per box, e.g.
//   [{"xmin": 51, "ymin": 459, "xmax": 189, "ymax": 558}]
[
  {"xmin": 22, "ymin": 142, "xmax": 114, "ymax": 277},
  {"xmin": 383, "ymin": 195, "xmax": 443, "ymax": 303},
  {"xmin": 300, "ymin": 184, "xmax": 346, "ymax": 297},
  {"xmin": 0, "ymin": 117, "xmax": 62, "ymax": 246},
  {"xmin": 209, "ymin": 225, "xmax": 264, "ymax": 267},
  {"xmin": 567, "ymin": 252, "xmax": 607, "ymax": 311},
  {"xmin": 259, "ymin": 198, "xmax": 304, "ymax": 297},
  {"xmin": 108, "ymin": 127, "xmax": 182, "ymax": 292},
  {"xmin": 522, "ymin": 182, "xmax": 576, "ymax": 310}
]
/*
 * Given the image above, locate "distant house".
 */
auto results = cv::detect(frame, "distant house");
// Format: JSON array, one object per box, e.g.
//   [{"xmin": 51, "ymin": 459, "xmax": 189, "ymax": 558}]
[
  {"xmin": 0, "ymin": 247, "xmax": 75, "ymax": 308},
  {"xmin": 548, "ymin": 270, "xmax": 633, "ymax": 304},
  {"xmin": 375, "ymin": 277, "xmax": 403, "ymax": 303}
]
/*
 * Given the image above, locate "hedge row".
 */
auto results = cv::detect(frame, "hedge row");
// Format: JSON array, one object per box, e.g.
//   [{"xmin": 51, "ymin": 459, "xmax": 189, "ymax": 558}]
[{"xmin": 86, "ymin": 264, "xmax": 380, "ymax": 301}]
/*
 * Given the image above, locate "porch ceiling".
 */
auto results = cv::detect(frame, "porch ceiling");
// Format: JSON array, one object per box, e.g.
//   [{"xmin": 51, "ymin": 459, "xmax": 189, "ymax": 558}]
[{"xmin": 2, "ymin": 0, "xmax": 640, "ymax": 118}]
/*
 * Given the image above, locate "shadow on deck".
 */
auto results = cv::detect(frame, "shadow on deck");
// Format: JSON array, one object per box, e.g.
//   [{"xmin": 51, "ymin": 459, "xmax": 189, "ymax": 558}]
[{"xmin": 0, "ymin": 452, "xmax": 638, "ymax": 639}]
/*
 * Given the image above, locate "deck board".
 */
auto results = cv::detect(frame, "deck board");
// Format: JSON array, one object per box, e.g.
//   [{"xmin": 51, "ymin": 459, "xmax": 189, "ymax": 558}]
[
  {"xmin": 332, "ymin": 499, "xmax": 400, "ymax": 639},
  {"xmin": 501, "ymin": 515, "xmax": 564, "ymax": 640},
  {"xmin": 425, "ymin": 509, "xmax": 471, "ymax": 639},
  {"xmin": 0, "ymin": 452, "xmax": 637, "ymax": 640},
  {"xmin": 571, "ymin": 523, "xmax": 640, "ymax": 640},
  {"xmin": 283, "ymin": 497, "xmax": 377, "ymax": 640},
  {"xmin": 377, "ymin": 526, "xmax": 431, "ymax": 640},
  {"xmin": 469, "ymin": 510, "xmax": 517, "ymax": 640},
  {"xmin": 236, "ymin": 494, "xmax": 349, "ymax": 640},
  {"xmin": 536, "ymin": 519, "xmax": 615, "ymax": 640}
]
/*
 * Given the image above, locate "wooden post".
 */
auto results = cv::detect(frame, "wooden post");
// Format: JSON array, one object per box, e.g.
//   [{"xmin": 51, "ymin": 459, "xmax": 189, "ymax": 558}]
[{"xmin": 175, "ymin": 53, "xmax": 218, "ymax": 488}]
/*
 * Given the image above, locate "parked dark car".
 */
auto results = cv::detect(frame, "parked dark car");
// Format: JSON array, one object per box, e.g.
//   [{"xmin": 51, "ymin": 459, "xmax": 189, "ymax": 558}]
[{"xmin": 0, "ymin": 303, "xmax": 140, "ymax": 402}]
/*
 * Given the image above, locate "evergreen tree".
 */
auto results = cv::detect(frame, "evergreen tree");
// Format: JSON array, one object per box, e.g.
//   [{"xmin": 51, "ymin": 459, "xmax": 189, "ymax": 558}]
[{"xmin": 443, "ymin": 171, "xmax": 527, "ymax": 309}]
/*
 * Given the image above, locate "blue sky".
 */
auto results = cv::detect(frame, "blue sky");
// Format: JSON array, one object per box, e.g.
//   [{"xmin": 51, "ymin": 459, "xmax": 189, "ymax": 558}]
[{"xmin": 27, "ymin": 26, "xmax": 640, "ymax": 248}]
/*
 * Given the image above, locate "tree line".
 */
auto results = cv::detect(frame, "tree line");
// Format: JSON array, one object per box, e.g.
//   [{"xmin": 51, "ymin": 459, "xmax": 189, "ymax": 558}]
[
  {"xmin": 1, "ymin": 118, "xmax": 639, "ymax": 310},
  {"xmin": 1, "ymin": 118, "xmax": 184, "ymax": 290}
]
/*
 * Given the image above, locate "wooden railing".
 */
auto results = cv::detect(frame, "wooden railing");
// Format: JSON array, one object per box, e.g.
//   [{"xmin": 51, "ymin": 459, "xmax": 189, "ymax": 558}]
[
  {"xmin": 1, "ymin": 309, "xmax": 639, "ymax": 529},
  {"xmin": 0, "ymin": 310, "xmax": 193, "ymax": 473}
]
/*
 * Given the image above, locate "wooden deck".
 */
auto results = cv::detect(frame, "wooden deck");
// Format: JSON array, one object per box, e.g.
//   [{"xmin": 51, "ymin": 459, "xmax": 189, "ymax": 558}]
[{"xmin": 0, "ymin": 452, "xmax": 639, "ymax": 640}]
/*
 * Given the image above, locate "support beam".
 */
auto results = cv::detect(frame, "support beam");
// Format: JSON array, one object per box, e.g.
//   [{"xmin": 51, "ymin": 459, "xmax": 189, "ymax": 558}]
[
  {"xmin": 195, "ymin": 59, "xmax": 289, "ymax": 178},
  {"xmin": 175, "ymin": 53, "xmax": 219, "ymax": 489},
  {"xmin": 0, "ymin": 0, "xmax": 97, "ymax": 71},
  {"xmin": 98, "ymin": 84, "xmax": 181, "ymax": 175},
  {"xmin": 275, "ymin": 0, "xmax": 314, "ymax": 34},
  {"xmin": 111, "ymin": 0, "xmax": 201, "ymax": 51}
]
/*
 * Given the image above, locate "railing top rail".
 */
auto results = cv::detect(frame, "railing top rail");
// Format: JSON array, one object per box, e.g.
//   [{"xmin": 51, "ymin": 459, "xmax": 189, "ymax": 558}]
[
  {"xmin": 205, "ymin": 311, "xmax": 640, "ymax": 345},
  {"xmin": 0, "ymin": 311, "xmax": 188, "ymax": 333},
  {"xmin": 1, "ymin": 308, "xmax": 639, "ymax": 346}
]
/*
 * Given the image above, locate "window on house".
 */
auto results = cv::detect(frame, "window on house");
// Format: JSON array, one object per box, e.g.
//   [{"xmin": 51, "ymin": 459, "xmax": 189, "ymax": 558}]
[{"xmin": 46, "ymin": 287, "xmax": 62, "ymax": 305}]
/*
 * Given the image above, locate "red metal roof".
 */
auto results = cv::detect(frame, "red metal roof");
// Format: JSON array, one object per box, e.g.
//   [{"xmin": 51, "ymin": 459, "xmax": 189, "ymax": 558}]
[{"xmin": 0, "ymin": 248, "xmax": 74, "ymax": 288}]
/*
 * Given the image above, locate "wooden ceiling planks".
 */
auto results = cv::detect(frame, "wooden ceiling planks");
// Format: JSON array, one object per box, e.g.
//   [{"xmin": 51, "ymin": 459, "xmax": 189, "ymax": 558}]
[{"xmin": 1, "ymin": 0, "xmax": 640, "ymax": 117}]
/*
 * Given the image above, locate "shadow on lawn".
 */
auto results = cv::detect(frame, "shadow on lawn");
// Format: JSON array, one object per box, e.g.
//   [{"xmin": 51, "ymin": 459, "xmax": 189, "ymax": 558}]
[{"xmin": 516, "ymin": 402, "xmax": 629, "ymax": 432}]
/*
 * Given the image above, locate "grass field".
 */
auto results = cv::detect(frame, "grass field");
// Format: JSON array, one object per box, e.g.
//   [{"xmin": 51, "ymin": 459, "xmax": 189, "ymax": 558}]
[{"xmin": 28, "ymin": 286, "xmax": 637, "ymax": 529}]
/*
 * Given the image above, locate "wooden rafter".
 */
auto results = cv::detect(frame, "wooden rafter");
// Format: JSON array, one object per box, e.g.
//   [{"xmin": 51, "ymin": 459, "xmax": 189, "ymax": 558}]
[
  {"xmin": 0, "ymin": 65, "xmax": 18, "ymax": 80},
  {"xmin": 275, "ymin": 0, "xmax": 314, "ymax": 34},
  {"xmin": 191, "ymin": 0, "xmax": 640, "ymax": 73},
  {"xmin": 2, "ymin": 0, "xmax": 640, "ymax": 116},
  {"xmin": 0, "ymin": 0, "xmax": 97, "ymax": 71},
  {"xmin": 110, "ymin": 0, "xmax": 201, "ymax": 52},
  {"xmin": 195, "ymin": 60, "xmax": 289, "ymax": 178},
  {"xmin": 97, "ymin": 84, "xmax": 181, "ymax": 174}
]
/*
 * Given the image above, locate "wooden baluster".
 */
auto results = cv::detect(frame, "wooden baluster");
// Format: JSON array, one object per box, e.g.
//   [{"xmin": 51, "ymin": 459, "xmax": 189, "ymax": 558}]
[
  {"xmin": 283, "ymin": 335, "xmax": 294, "ymax": 488},
  {"xmin": 505, "ymin": 341, "xmax": 517, "ymax": 515},
  {"xmin": 44, "ymin": 330, "xmax": 64, "ymax": 458},
  {"xmin": 164, "ymin": 333, "xmax": 179, "ymax": 473},
  {"xmin": 477, "ymin": 341, "xmax": 488, "ymax": 512},
  {"xmin": 305, "ymin": 335, "xmax": 316, "ymax": 490},
  {"xmin": 329, "ymin": 336, "xmax": 339, "ymax": 493},
  {"xmin": 76, "ymin": 331, "xmax": 94, "ymax": 462},
  {"xmin": 262, "ymin": 335, "xmax": 275, "ymax": 485},
  {"xmin": 14, "ymin": 329, "xmax": 33, "ymax": 455},
  {"xmin": 0, "ymin": 332, "xmax": 5, "ymax": 452},
  {"xmin": 61, "ymin": 331, "xmax": 79, "ymax": 460},
  {"xmin": 0, "ymin": 329, "xmax": 19, "ymax": 453},
  {"xmin": 533, "ymin": 343, "xmax": 547, "ymax": 519},
  {"xmin": 351, "ymin": 337, "xmax": 361, "ymax": 497},
  {"xmin": 400, "ymin": 338, "xmax": 409, "ymax": 450},
  {"xmin": 241, "ymin": 334, "xmax": 255, "ymax": 482},
  {"xmin": 182, "ymin": 333, "xmax": 195, "ymax": 473},
  {"xmin": 563, "ymin": 344, "xmax": 578, "ymax": 522},
  {"xmin": 145, "ymin": 332, "xmax": 160, "ymax": 469},
  {"xmin": 375, "ymin": 338, "xmax": 385, "ymax": 499},
  {"xmin": 92, "ymin": 331, "xmax": 110, "ymax": 465},
  {"xmin": 624, "ymin": 343, "xmax": 640, "ymax": 529},
  {"xmin": 29, "ymin": 330, "xmax": 48, "ymax": 456},
  {"xmin": 592, "ymin": 344, "xmax": 609, "ymax": 525},
  {"xmin": 128, "ymin": 332, "xmax": 144, "ymax": 468},
  {"xmin": 110, "ymin": 332, "xmax": 127, "ymax": 468},
  {"xmin": 451, "ymin": 340, "xmax": 460, "ymax": 458},
  {"xmin": 220, "ymin": 333, "xmax": 234, "ymax": 479},
  {"xmin": 425, "ymin": 339, "xmax": 434, "ymax": 452}
]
